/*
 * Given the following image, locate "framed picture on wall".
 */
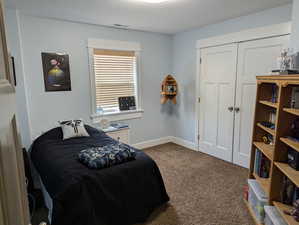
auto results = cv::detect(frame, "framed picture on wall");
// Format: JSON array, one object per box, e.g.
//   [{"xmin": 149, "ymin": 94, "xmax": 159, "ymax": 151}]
[{"xmin": 41, "ymin": 52, "xmax": 71, "ymax": 92}]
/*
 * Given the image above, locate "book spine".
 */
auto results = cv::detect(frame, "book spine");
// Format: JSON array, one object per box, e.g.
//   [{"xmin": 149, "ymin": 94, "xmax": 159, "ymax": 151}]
[
  {"xmin": 254, "ymin": 150, "xmax": 257, "ymax": 174},
  {"xmin": 260, "ymin": 154, "xmax": 267, "ymax": 178},
  {"xmin": 255, "ymin": 150, "xmax": 261, "ymax": 175}
]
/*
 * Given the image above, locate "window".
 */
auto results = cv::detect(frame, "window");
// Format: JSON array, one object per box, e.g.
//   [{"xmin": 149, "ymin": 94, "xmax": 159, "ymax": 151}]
[
  {"xmin": 88, "ymin": 39, "xmax": 143, "ymax": 122},
  {"xmin": 93, "ymin": 49, "xmax": 137, "ymax": 113}
]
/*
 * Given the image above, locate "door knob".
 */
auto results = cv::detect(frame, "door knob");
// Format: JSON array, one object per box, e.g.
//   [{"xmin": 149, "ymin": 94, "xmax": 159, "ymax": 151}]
[
  {"xmin": 235, "ymin": 107, "xmax": 240, "ymax": 113},
  {"xmin": 228, "ymin": 106, "xmax": 234, "ymax": 112}
]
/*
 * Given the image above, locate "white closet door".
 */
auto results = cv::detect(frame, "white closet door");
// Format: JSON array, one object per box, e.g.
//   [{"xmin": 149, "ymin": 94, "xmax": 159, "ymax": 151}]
[
  {"xmin": 199, "ymin": 44, "xmax": 238, "ymax": 162},
  {"xmin": 233, "ymin": 35, "xmax": 290, "ymax": 168}
]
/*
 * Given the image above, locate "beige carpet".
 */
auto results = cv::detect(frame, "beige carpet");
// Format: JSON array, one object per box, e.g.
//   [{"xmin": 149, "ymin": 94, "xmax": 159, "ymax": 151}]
[{"xmin": 141, "ymin": 143, "xmax": 255, "ymax": 225}]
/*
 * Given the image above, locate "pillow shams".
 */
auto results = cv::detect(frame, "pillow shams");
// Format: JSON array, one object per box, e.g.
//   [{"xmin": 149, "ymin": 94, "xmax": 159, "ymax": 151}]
[{"xmin": 60, "ymin": 119, "xmax": 89, "ymax": 140}]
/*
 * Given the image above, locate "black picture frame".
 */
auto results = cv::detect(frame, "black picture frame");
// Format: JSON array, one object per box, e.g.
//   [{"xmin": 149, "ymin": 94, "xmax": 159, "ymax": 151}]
[
  {"xmin": 41, "ymin": 52, "xmax": 71, "ymax": 92},
  {"xmin": 118, "ymin": 96, "xmax": 136, "ymax": 111}
]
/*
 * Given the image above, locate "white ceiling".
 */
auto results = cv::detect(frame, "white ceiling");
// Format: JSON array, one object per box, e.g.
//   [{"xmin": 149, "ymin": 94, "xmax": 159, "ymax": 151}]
[{"xmin": 5, "ymin": 0, "xmax": 292, "ymax": 34}]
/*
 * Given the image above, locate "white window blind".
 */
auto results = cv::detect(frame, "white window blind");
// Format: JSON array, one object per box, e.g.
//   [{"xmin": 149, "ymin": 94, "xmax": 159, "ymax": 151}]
[{"xmin": 93, "ymin": 49, "xmax": 137, "ymax": 112}]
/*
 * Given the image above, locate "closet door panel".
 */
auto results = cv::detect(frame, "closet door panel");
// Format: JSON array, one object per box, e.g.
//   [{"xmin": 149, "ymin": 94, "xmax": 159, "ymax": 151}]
[
  {"xmin": 199, "ymin": 44, "xmax": 238, "ymax": 162},
  {"xmin": 233, "ymin": 35, "xmax": 290, "ymax": 168},
  {"xmin": 202, "ymin": 83, "xmax": 217, "ymax": 145},
  {"xmin": 218, "ymin": 83, "xmax": 234, "ymax": 148}
]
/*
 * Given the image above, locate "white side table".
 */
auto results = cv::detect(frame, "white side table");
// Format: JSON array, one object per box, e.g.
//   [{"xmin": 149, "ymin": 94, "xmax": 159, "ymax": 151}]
[{"xmin": 102, "ymin": 126, "xmax": 130, "ymax": 145}]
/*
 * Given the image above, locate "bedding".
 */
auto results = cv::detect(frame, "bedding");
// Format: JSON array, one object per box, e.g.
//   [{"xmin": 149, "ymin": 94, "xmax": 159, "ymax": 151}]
[
  {"xmin": 30, "ymin": 125, "xmax": 169, "ymax": 225},
  {"xmin": 78, "ymin": 143, "xmax": 136, "ymax": 169}
]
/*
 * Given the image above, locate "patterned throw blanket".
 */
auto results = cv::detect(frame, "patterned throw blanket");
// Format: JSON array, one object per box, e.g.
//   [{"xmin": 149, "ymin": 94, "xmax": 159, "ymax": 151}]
[{"xmin": 78, "ymin": 143, "xmax": 136, "ymax": 169}]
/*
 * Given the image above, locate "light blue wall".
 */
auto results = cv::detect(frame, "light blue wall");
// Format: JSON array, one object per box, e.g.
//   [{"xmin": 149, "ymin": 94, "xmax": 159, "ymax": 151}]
[
  {"xmin": 291, "ymin": 0, "xmax": 299, "ymax": 51},
  {"xmin": 5, "ymin": 10, "xmax": 174, "ymax": 146},
  {"xmin": 5, "ymin": 3, "xmax": 294, "ymax": 148},
  {"xmin": 172, "ymin": 4, "xmax": 293, "ymax": 143}
]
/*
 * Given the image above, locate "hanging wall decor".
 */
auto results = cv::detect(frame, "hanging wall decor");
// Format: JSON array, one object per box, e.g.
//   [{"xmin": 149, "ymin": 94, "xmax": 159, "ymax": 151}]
[
  {"xmin": 41, "ymin": 52, "xmax": 71, "ymax": 92},
  {"xmin": 161, "ymin": 74, "xmax": 177, "ymax": 104}
]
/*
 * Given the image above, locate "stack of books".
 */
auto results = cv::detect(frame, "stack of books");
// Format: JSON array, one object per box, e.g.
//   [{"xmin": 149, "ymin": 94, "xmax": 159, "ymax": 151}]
[
  {"xmin": 102, "ymin": 123, "xmax": 129, "ymax": 133},
  {"xmin": 110, "ymin": 123, "xmax": 129, "ymax": 129}
]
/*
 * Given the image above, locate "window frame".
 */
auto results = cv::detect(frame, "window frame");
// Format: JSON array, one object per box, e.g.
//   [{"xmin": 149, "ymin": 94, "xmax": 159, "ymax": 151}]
[{"xmin": 88, "ymin": 39, "xmax": 143, "ymax": 123}]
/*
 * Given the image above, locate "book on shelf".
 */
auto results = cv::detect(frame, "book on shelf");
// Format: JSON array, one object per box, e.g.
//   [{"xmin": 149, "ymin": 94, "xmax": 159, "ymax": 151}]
[
  {"xmin": 269, "ymin": 112, "xmax": 276, "ymax": 125},
  {"xmin": 294, "ymin": 187, "xmax": 299, "ymax": 203},
  {"xmin": 260, "ymin": 156, "xmax": 270, "ymax": 178},
  {"xmin": 287, "ymin": 147, "xmax": 299, "ymax": 171},
  {"xmin": 281, "ymin": 176, "xmax": 299, "ymax": 205},
  {"xmin": 291, "ymin": 87, "xmax": 299, "ymax": 108},
  {"xmin": 254, "ymin": 149, "xmax": 261, "ymax": 175},
  {"xmin": 254, "ymin": 149, "xmax": 270, "ymax": 178},
  {"xmin": 271, "ymin": 84, "xmax": 278, "ymax": 103},
  {"xmin": 286, "ymin": 136, "xmax": 299, "ymax": 143},
  {"xmin": 271, "ymin": 69, "xmax": 299, "ymax": 75}
]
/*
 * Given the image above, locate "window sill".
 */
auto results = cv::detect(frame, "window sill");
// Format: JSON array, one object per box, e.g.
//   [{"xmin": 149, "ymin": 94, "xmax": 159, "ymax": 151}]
[{"xmin": 91, "ymin": 109, "xmax": 144, "ymax": 123}]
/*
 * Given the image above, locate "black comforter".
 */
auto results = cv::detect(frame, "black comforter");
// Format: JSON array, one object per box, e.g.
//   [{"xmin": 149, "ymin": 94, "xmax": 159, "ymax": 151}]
[{"xmin": 31, "ymin": 126, "xmax": 169, "ymax": 225}]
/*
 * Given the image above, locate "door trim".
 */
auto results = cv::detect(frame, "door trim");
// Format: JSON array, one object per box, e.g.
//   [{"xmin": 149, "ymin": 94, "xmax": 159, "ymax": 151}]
[
  {"xmin": 0, "ymin": 0, "xmax": 14, "ymax": 87},
  {"xmin": 196, "ymin": 22, "xmax": 291, "ymax": 49},
  {"xmin": 195, "ymin": 22, "xmax": 291, "ymax": 155}
]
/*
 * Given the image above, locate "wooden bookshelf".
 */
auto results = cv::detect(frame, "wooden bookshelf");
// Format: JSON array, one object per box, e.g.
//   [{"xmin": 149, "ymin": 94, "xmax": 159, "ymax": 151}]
[
  {"xmin": 247, "ymin": 75, "xmax": 299, "ymax": 225},
  {"xmin": 284, "ymin": 108, "xmax": 299, "ymax": 116},
  {"xmin": 275, "ymin": 162, "xmax": 299, "ymax": 187},
  {"xmin": 253, "ymin": 142, "xmax": 274, "ymax": 160},
  {"xmin": 280, "ymin": 137, "xmax": 299, "ymax": 153},
  {"xmin": 259, "ymin": 100, "xmax": 278, "ymax": 109},
  {"xmin": 273, "ymin": 202, "xmax": 299, "ymax": 225},
  {"xmin": 257, "ymin": 123, "xmax": 275, "ymax": 136}
]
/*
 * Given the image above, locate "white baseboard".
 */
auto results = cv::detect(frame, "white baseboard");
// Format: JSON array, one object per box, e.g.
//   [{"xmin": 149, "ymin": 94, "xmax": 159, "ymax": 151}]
[
  {"xmin": 132, "ymin": 136, "xmax": 172, "ymax": 149},
  {"xmin": 132, "ymin": 136, "xmax": 197, "ymax": 151},
  {"xmin": 170, "ymin": 136, "xmax": 197, "ymax": 151}
]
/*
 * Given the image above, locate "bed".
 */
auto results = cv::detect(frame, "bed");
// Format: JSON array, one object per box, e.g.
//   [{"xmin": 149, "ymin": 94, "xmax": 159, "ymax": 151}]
[{"xmin": 30, "ymin": 125, "xmax": 169, "ymax": 225}]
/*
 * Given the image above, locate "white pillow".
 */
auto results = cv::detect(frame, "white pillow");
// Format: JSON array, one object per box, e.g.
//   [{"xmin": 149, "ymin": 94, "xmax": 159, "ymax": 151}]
[{"xmin": 59, "ymin": 119, "xmax": 89, "ymax": 140}]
